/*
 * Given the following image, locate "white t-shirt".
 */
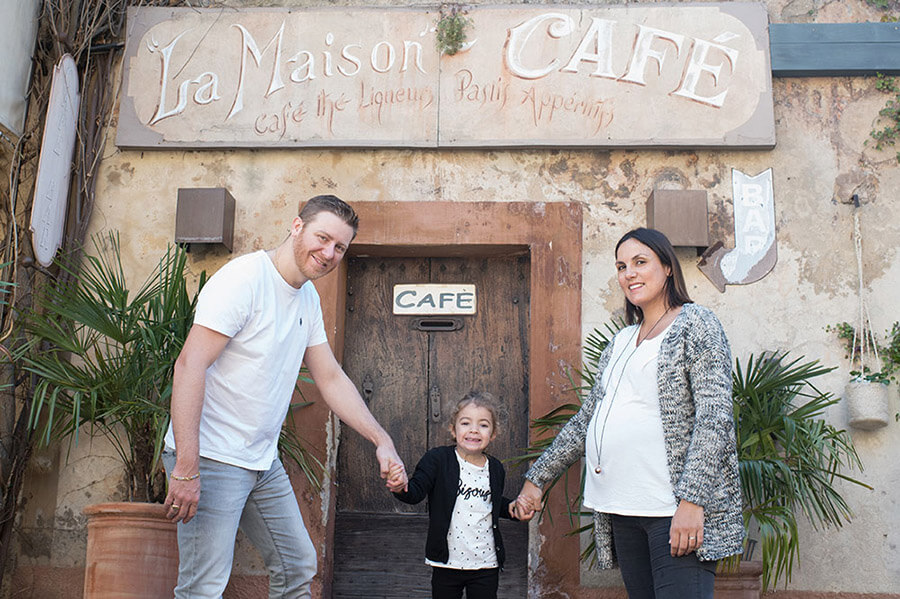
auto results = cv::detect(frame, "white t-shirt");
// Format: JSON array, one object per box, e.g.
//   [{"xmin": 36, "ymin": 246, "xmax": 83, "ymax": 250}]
[
  {"xmin": 584, "ymin": 324, "xmax": 678, "ymax": 517},
  {"xmin": 427, "ymin": 451, "xmax": 499, "ymax": 570},
  {"xmin": 164, "ymin": 250, "xmax": 328, "ymax": 470}
]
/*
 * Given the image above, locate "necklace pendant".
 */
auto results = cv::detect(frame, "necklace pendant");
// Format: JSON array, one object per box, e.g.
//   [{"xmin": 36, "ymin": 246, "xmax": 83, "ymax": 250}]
[{"xmin": 594, "ymin": 466, "xmax": 602, "ymax": 474}]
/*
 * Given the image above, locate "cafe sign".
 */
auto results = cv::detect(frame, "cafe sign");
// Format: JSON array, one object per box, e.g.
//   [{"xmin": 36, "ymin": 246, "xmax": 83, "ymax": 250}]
[
  {"xmin": 117, "ymin": 3, "xmax": 774, "ymax": 149},
  {"xmin": 393, "ymin": 284, "xmax": 476, "ymax": 315}
]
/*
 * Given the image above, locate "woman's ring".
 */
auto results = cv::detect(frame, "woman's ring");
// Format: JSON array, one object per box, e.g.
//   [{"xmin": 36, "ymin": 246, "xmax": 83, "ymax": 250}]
[{"xmin": 171, "ymin": 504, "xmax": 180, "ymax": 509}]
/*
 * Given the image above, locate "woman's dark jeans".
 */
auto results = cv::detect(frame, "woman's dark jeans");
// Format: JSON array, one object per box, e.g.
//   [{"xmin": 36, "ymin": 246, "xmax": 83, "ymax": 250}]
[{"xmin": 610, "ymin": 514, "xmax": 718, "ymax": 599}]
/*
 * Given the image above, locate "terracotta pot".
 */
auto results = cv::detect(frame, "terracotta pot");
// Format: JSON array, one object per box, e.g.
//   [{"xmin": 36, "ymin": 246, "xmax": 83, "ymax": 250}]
[
  {"xmin": 83, "ymin": 502, "xmax": 178, "ymax": 598},
  {"xmin": 845, "ymin": 380, "xmax": 890, "ymax": 430},
  {"xmin": 714, "ymin": 560, "xmax": 763, "ymax": 599}
]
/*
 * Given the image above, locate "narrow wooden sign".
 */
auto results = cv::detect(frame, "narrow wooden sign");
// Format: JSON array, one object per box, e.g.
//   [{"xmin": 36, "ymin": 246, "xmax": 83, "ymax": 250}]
[{"xmin": 31, "ymin": 54, "xmax": 79, "ymax": 267}]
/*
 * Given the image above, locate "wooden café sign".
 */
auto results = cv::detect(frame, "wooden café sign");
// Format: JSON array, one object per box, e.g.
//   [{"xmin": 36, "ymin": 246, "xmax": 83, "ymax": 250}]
[
  {"xmin": 117, "ymin": 4, "xmax": 774, "ymax": 149},
  {"xmin": 393, "ymin": 284, "xmax": 477, "ymax": 315}
]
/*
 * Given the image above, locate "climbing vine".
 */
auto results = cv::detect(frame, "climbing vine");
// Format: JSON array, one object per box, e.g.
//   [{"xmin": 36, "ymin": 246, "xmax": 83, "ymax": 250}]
[
  {"xmin": 865, "ymin": 0, "xmax": 900, "ymax": 10},
  {"xmin": 864, "ymin": 2, "xmax": 900, "ymax": 162},
  {"xmin": 868, "ymin": 73, "xmax": 900, "ymax": 163},
  {"xmin": 0, "ymin": 1, "xmax": 193, "ymax": 592}
]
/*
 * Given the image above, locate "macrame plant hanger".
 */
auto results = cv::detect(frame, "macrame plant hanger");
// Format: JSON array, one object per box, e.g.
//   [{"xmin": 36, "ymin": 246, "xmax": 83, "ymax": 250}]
[
  {"xmin": 850, "ymin": 195, "xmax": 880, "ymax": 380},
  {"xmin": 844, "ymin": 194, "xmax": 889, "ymax": 430}
]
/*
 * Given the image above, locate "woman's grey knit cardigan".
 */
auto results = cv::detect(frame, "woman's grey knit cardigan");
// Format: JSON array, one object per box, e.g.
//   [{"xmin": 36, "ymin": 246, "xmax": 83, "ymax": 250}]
[{"xmin": 525, "ymin": 303, "xmax": 744, "ymax": 568}]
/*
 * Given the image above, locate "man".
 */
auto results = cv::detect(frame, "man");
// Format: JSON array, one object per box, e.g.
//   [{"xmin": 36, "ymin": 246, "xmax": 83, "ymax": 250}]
[{"xmin": 163, "ymin": 195, "xmax": 407, "ymax": 598}]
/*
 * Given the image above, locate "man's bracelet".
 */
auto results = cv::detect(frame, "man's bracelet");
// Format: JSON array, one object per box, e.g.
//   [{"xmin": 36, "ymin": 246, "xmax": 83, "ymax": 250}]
[{"xmin": 170, "ymin": 472, "xmax": 200, "ymax": 481}]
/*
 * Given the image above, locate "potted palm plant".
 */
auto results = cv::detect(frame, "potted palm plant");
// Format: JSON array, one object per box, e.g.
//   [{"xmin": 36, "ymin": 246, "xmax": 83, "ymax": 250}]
[
  {"xmin": 23, "ymin": 232, "xmax": 201, "ymax": 597},
  {"xmin": 22, "ymin": 233, "xmax": 324, "ymax": 597},
  {"xmin": 728, "ymin": 352, "xmax": 868, "ymax": 591},
  {"xmin": 520, "ymin": 326, "xmax": 868, "ymax": 596},
  {"xmin": 26, "ymin": 233, "xmax": 200, "ymax": 503}
]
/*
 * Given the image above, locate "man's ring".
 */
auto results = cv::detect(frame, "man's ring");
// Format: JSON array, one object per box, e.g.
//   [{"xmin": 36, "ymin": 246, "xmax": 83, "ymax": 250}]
[{"xmin": 688, "ymin": 536, "xmax": 696, "ymax": 540}]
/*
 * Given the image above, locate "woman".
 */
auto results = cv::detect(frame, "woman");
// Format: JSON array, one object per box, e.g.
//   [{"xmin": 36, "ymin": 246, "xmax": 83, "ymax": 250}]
[{"xmin": 515, "ymin": 228, "xmax": 743, "ymax": 599}]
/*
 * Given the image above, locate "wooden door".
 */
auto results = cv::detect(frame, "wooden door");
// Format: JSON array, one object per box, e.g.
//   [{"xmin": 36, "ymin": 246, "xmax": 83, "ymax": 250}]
[{"xmin": 333, "ymin": 255, "xmax": 529, "ymax": 598}]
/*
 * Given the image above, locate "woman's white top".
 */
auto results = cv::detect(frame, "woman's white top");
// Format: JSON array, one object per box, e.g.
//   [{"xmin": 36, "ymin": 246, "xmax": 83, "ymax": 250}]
[
  {"xmin": 427, "ymin": 450, "xmax": 499, "ymax": 570},
  {"xmin": 584, "ymin": 323, "xmax": 679, "ymax": 516}
]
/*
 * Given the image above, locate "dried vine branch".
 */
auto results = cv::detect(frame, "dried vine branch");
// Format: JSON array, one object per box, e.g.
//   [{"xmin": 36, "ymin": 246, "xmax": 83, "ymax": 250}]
[{"xmin": 0, "ymin": 0, "xmax": 195, "ymax": 590}]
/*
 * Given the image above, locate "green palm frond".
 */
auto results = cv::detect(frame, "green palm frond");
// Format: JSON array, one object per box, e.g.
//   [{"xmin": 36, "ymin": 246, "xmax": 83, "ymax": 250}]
[
  {"xmin": 281, "ymin": 367, "xmax": 325, "ymax": 492},
  {"xmin": 582, "ymin": 317, "xmax": 626, "ymax": 379},
  {"xmin": 23, "ymin": 233, "xmax": 203, "ymax": 502},
  {"xmin": 23, "ymin": 232, "xmax": 326, "ymax": 501},
  {"xmin": 515, "ymin": 323, "xmax": 623, "ymax": 537},
  {"xmin": 281, "ymin": 399, "xmax": 326, "ymax": 493},
  {"xmin": 734, "ymin": 352, "xmax": 868, "ymax": 588}
]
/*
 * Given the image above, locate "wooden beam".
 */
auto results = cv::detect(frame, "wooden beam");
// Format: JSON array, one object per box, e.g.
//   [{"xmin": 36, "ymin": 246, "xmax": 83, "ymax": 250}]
[{"xmin": 771, "ymin": 22, "xmax": 900, "ymax": 77}]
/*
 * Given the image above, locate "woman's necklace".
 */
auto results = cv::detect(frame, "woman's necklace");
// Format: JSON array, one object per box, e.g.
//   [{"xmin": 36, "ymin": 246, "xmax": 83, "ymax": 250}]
[
  {"xmin": 636, "ymin": 306, "xmax": 673, "ymax": 346},
  {"xmin": 592, "ymin": 307, "xmax": 672, "ymax": 475}
]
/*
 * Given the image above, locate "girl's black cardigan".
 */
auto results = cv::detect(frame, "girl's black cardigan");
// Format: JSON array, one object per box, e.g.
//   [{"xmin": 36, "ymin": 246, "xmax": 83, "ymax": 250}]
[{"xmin": 393, "ymin": 445, "xmax": 517, "ymax": 567}]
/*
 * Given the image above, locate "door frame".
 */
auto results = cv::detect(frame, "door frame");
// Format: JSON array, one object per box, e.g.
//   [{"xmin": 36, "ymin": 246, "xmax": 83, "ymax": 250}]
[{"xmin": 297, "ymin": 201, "xmax": 584, "ymax": 598}]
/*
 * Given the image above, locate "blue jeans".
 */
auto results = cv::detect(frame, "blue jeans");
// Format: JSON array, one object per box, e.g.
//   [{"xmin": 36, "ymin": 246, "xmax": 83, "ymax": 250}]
[
  {"xmin": 610, "ymin": 514, "xmax": 717, "ymax": 599},
  {"xmin": 162, "ymin": 450, "xmax": 317, "ymax": 599}
]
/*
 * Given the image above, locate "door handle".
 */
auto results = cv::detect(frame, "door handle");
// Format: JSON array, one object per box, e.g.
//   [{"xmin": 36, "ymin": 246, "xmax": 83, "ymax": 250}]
[
  {"xmin": 430, "ymin": 385, "xmax": 441, "ymax": 422},
  {"xmin": 362, "ymin": 373, "xmax": 374, "ymax": 405}
]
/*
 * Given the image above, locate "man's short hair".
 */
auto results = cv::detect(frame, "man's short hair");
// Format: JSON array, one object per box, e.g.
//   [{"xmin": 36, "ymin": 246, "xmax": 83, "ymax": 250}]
[{"xmin": 299, "ymin": 195, "xmax": 359, "ymax": 236}]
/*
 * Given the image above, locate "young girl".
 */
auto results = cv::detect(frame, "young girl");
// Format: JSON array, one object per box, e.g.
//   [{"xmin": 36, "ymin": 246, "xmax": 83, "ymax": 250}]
[{"xmin": 392, "ymin": 391, "xmax": 532, "ymax": 599}]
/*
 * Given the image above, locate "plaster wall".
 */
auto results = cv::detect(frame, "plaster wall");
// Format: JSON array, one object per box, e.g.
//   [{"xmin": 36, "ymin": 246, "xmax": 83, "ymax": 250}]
[{"xmin": 11, "ymin": 0, "xmax": 900, "ymax": 597}]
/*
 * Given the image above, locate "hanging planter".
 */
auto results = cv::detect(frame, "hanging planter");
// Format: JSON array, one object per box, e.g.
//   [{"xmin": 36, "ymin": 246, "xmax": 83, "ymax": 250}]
[
  {"xmin": 845, "ymin": 379, "xmax": 890, "ymax": 430},
  {"xmin": 835, "ymin": 197, "xmax": 891, "ymax": 430},
  {"xmin": 829, "ymin": 319, "xmax": 893, "ymax": 430}
]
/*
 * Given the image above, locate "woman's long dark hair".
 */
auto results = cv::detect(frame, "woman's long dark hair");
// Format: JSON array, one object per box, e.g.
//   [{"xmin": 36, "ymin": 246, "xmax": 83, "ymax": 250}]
[{"xmin": 615, "ymin": 228, "xmax": 692, "ymax": 325}]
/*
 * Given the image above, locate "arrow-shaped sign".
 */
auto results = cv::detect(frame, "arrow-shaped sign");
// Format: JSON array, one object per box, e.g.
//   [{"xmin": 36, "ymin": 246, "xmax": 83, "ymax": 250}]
[{"xmin": 698, "ymin": 168, "xmax": 777, "ymax": 292}]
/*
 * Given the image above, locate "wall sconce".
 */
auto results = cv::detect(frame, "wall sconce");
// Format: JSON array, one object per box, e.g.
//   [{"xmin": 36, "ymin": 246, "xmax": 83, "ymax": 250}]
[
  {"xmin": 175, "ymin": 187, "xmax": 235, "ymax": 252},
  {"xmin": 646, "ymin": 189, "xmax": 709, "ymax": 252}
]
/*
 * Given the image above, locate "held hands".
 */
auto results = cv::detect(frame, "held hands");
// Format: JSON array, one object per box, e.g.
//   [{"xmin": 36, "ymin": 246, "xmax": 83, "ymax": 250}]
[
  {"xmin": 669, "ymin": 499, "xmax": 704, "ymax": 556},
  {"xmin": 377, "ymin": 443, "xmax": 408, "ymax": 493},
  {"xmin": 512, "ymin": 480, "xmax": 543, "ymax": 522},
  {"xmin": 386, "ymin": 461, "xmax": 407, "ymax": 493},
  {"xmin": 509, "ymin": 501, "xmax": 536, "ymax": 521}
]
